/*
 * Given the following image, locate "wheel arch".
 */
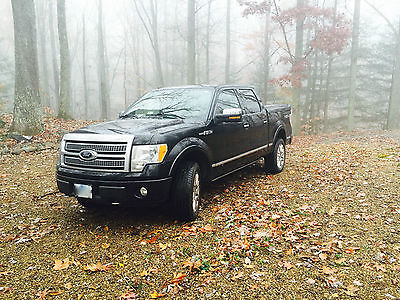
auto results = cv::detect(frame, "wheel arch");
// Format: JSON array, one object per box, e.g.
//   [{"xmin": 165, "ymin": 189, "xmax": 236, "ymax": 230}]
[
  {"xmin": 168, "ymin": 140, "xmax": 212, "ymax": 183},
  {"xmin": 273, "ymin": 125, "xmax": 287, "ymax": 145}
]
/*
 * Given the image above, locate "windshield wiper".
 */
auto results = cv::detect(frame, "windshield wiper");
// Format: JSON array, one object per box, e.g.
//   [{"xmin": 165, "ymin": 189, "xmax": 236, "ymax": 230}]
[
  {"xmin": 119, "ymin": 111, "xmax": 138, "ymax": 119},
  {"xmin": 146, "ymin": 111, "xmax": 184, "ymax": 119}
]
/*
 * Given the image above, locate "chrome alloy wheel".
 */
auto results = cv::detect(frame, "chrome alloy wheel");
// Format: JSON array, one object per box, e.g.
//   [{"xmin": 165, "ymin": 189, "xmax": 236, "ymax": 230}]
[
  {"xmin": 192, "ymin": 172, "xmax": 200, "ymax": 213},
  {"xmin": 276, "ymin": 143, "xmax": 285, "ymax": 170}
]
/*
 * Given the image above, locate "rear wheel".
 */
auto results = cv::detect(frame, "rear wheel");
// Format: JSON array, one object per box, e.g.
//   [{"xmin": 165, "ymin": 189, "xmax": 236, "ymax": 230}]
[
  {"xmin": 171, "ymin": 161, "xmax": 201, "ymax": 221},
  {"xmin": 264, "ymin": 138, "xmax": 286, "ymax": 174}
]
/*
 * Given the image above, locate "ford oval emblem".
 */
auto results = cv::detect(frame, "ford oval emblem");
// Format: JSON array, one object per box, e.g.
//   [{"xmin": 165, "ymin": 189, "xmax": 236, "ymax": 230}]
[{"xmin": 79, "ymin": 149, "xmax": 98, "ymax": 161}]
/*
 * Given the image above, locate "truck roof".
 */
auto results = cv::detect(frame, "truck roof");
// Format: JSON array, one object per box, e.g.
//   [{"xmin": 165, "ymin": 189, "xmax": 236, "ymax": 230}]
[{"xmin": 154, "ymin": 84, "xmax": 255, "ymax": 91}]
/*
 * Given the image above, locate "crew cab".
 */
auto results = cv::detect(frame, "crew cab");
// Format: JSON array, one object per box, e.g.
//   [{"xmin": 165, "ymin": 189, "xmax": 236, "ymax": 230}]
[{"xmin": 56, "ymin": 85, "xmax": 292, "ymax": 220}]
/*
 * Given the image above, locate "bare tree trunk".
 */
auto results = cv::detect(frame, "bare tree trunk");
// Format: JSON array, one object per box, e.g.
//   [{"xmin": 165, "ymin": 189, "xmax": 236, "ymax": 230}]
[
  {"xmin": 98, "ymin": 0, "xmax": 110, "ymax": 119},
  {"xmin": 347, "ymin": 0, "xmax": 361, "ymax": 131},
  {"xmin": 205, "ymin": 0, "xmax": 212, "ymax": 83},
  {"xmin": 263, "ymin": 4, "xmax": 271, "ymax": 103},
  {"xmin": 82, "ymin": 14, "xmax": 89, "ymax": 119},
  {"xmin": 123, "ymin": 31, "xmax": 128, "ymax": 108},
  {"xmin": 292, "ymin": 0, "xmax": 304, "ymax": 135},
  {"xmin": 48, "ymin": 1, "xmax": 59, "ymax": 111},
  {"xmin": 387, "ymin": 19, "xmax": 400, "ymax": 129},
  {"xmin": 225, "ymin": 0, "xmax": 231, "ymax": 83},
  {"xmin": 10, "ymin": 0, "xmax": 43, "ymax": 135},
  {"xmin": 36, "ymin": 0, "xmax": 50, "ymax": 107},
  {"xmin": 57, "ymin": 0, "xmax": 71, "ymax": 119},
  {"xmin": 323, "ymin": 0, "xmax": 337, "ymax": 132},
  {"xmin": 187, "ymin": 0, "xmax": 196, "ymax": 84}
]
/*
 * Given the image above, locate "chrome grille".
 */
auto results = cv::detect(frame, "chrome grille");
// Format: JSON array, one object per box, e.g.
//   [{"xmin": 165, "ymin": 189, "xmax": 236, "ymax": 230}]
[
  {"xmin": 60, "ymin": 133, "xmax": 134, "ymax": 172},
  {"xmin": 64, "ymin": 156, "xmax": 125, "ymax": 170},
  {"xmin": 65, "ymin": 142, "xmax": 127, "ymax": 153}
]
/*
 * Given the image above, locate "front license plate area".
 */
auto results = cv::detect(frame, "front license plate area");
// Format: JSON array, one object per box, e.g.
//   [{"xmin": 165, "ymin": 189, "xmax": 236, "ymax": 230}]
[{"xmin": 74, "ymin": 184, "xmax": 92, "ymax": 199}]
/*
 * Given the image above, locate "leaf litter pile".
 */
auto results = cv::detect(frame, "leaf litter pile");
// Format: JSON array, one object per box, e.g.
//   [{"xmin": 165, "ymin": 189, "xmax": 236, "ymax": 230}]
[{"xmin": 0, "ymin": 116, "xmax": 400, "ymax": 299}]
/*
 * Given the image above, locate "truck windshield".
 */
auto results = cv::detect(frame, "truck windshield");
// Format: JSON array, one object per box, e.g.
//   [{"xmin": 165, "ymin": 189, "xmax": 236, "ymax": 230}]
[{"xmin": 121, "ymin": 88, "xmax": 214, "ymax": 121}]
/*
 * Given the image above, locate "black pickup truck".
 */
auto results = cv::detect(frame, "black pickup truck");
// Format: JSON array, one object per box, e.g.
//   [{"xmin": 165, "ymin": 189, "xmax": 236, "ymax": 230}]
[{"xmin": 56, "ymin": 85, "xmax": 292, "ymax": 220}]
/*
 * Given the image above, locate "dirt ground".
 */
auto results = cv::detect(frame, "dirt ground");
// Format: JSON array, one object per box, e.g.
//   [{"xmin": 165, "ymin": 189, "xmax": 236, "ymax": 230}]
[{"xmin": 0, "ymin": 123, "xmax": 399, "ymax": 299}]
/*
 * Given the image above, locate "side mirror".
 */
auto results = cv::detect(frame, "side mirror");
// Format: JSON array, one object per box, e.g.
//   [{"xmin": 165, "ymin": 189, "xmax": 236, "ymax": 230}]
[
  {"xmin": 215, "ymin": 108, "xmax": 243, "ymax": 123},
  {"xmin": 118, "ymin": 111, "xmax": 125, "ymax": 118}
]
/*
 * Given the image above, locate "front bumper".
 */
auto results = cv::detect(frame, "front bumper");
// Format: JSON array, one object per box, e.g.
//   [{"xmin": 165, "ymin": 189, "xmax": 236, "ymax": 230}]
[{"xmin": 56, "ymin": 172, "xmax": 172, "ymax": 206}]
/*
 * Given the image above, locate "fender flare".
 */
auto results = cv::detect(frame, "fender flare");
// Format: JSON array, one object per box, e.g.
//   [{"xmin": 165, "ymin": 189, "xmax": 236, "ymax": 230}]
[
  {"xmin": 272, "ymin": 124, "xmax": 286, "ymax": 144},
  {"xmin": 167, "ymin": 138, "xmax": 213, "ymax": 177}
]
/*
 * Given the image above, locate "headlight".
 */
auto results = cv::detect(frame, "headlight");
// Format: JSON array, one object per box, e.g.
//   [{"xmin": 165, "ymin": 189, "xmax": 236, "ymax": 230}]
[{"xmin": 130, "ymin": 144, "xmax": 167, "ymax": 172}]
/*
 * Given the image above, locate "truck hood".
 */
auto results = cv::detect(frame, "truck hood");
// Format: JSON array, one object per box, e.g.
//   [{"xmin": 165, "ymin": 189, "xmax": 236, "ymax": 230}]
[{"xmin": 73, "ymin": 118, "xmax": 195, "ymax": 136}]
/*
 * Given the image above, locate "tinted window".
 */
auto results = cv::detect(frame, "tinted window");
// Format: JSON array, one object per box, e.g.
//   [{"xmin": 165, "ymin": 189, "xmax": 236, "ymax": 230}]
[
  {"xmin": 214, "ymin": 89, "xmax": 240, "ymax": 114},
  {"xmin": 238, "ymin": 89, "xmax": 261, "ymax": 114}
]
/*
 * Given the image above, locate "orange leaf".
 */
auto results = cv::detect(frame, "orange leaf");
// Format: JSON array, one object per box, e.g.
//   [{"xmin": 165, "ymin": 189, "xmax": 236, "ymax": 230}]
[
  {"xmin": 345, "ymin": 247, "xmax": 360, "ymax": 254},
  {"xmin": 150, "ymin": 291, "xmax": 166, "ymax": 299},
  {"xmin": 169, "ymin": 273, "xmax": 187, "ymax": 284},
  {"xmin": 101, "ymin": 243, "xmax": 110, "ymax": 249}
]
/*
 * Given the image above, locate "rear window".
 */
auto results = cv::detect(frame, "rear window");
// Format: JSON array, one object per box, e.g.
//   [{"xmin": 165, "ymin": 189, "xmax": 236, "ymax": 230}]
[{"xmin": 238, "ymin": 89, "xmax": 261, "ymax": 114}]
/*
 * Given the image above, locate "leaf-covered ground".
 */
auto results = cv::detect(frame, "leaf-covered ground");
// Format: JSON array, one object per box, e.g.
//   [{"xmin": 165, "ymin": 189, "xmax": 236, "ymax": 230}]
[{"xmin": 0, "ymin": 116, "xmax": 400, "ymax": 299}]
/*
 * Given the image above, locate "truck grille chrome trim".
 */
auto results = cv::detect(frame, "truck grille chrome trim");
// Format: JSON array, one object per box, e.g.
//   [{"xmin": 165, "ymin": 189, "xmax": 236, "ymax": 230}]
[{"xmin": 60, "ymin": 133, "xmax": 134, "ymax": 172}]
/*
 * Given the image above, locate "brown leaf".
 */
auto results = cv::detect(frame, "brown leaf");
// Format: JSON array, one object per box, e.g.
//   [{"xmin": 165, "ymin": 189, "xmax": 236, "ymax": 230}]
[
  {"xmin": 328, "ymin": 207, "xmax": 337, "ymax": 216},
  {"xmin": 345, "ymin": 285, "xmax": 359, "ymax": 296},
  {"xmin": 120, "ymin": 291, "xmax": 137, "ymax": 299},
  {"xmin": 232, "ymin": 271, "xmax": 244, "ymax": 281},
  {"xmin": 319, "ymin": 253, "xmax": 328, "ymax": 260},
  {"xmin": 84, "ymin": 262, "xmax": 113, "ymax": 272},
  {"xmin": 53, "ymin": 258, "xmax": 73, "ymax": 271},
  {"xmin": 335, "ymin": 258, "xmax": 346, "ymax": 264},
  {"xmin": 321, "ymin": 266, "xmax": 335, "ymax": 275},
  {"xmin": 101, "ymin": 243, "xmax": 110, "ymax": 249},
  {"xmin": 281, "ymin": 261, "xmax": 294, "ymax": 270}
]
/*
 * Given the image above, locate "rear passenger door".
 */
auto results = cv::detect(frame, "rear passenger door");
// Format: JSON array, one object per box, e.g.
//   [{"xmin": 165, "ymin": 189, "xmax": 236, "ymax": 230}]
[{"xmin": 237, "ymin": 89, "xmax": 267, "ymax": 149}]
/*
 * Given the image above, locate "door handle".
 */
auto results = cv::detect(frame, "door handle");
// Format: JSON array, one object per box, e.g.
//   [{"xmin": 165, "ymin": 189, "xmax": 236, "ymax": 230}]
[
  {"xmin": 263, "ymin": 120, "xmax": 268, "ymax": 124},
  {"xmin": 243, "ymin": 123, "xmax": 250, "ymax": 128}
]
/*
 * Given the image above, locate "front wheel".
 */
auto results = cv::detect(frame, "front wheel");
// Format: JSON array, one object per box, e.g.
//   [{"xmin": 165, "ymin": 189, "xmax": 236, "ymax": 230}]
[
  {"xmin": 171, "ymin": 161, "xmax": 201, "ymax": 221},
  {"xmin": 264, "ymin": 138, "xmax": 286, "ymax": 174}
]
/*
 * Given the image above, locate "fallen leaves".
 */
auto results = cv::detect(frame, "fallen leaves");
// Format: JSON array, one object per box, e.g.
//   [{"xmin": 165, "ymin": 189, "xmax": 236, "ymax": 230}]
[
  {"xmin": 84, "ymin": 262, "xmax": 113, "ymax": 272},
  {"xmin": 321, "ymin": 266, "xmax": 335, "ymax": 275},
  {"xmin": 53, "ymin": 258, "xmax": 74, "ymax": 271}
]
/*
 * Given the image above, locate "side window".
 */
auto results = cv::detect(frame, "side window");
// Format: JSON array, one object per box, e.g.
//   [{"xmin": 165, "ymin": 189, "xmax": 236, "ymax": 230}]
[
  {"xmin": 238, "ymin": 89, "xmax": 261, "ymax": 114},
  {"xmin": 214, "ymin": 89, "xmax": 240, "ymax": 115}
]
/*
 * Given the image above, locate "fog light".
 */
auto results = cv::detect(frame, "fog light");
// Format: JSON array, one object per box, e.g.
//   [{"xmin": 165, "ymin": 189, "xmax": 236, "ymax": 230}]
[{"xmin": 140, "ymin": 187, "xmax": 148, "ymax": 197}]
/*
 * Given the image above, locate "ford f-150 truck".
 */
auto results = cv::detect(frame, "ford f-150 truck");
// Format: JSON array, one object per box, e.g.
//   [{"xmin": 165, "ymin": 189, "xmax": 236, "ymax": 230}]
[{"xmin": 56, "ymin": 85, "xmax": 292, "ymax": 220}]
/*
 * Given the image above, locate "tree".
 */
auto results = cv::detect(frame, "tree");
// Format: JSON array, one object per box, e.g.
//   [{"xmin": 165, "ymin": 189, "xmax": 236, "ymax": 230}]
[
  {"xmin": 347, "ymin": 0, "xmax": 361, "ymax": 131},
  {"xmin": 134, "ymin": 0, "xmax": 164, "ymax": 87},
  {"xmin": 187, "ymin": 0, "xmax": 196, "ymax": 84},
  {"xmin": 48, "ymin": 1, "xmax": 59, "ymax": 110},
  {"xmin": 98, "ymin": 0, "xmax": 110, "ymax": 119},
  {"xmin": 10, "ymin": 0, "xmax": 43, "ymax": 135},
  {"xmin": 241, "ymin": 0, "xmax": 351, "ymax": 134},
  {"xmin": 205, "ymin": 0, "xmax": 213, "ymax": 83},
  {"xmin": 57, "ymin": 0, "xmax": 71, "ymax": 119},
  {"xmin": 36, "ymin": 0, "xmax": 49, "ymax": 107},
  {"xmin": 225, "ymin": 0, "xmax": 231, "ymax": 83},
  {"xmin": 82, "ymin": 14, "xmax": 89, "ymax": 119}
]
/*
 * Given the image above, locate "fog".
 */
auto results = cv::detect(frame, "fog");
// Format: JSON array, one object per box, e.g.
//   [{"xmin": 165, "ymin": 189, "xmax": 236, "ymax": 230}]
[{"xmin": 1, "ymin": 0, "xmax": 400, "ymax": 134}]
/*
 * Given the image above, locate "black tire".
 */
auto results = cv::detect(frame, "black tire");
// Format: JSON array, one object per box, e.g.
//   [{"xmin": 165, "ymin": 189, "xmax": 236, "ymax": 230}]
[
  {"xmin": 171, "ymin": 161, "xmax": 201, "ymax": 221},
  {"xmin": 264, "ymin": 138, "xmax": 286, "ymax": 174}
]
